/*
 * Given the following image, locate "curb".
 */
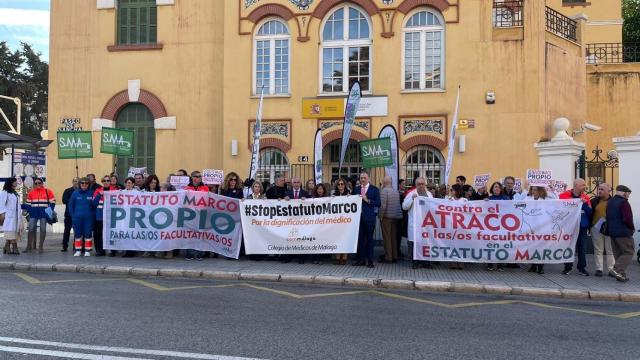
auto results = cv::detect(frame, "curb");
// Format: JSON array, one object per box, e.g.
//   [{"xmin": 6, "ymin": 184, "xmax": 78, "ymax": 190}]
[{"xmin": 1, "ymin": 261, "xmax": 638, "ymax": 303}]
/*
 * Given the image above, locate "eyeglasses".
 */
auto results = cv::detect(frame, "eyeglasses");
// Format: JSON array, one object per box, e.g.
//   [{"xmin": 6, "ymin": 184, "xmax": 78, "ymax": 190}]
[
  {"xmin": 193, "ymin": 175, "xmax": 202, "ymax": 178},
  {"xmin": 34, "ymin": 182, "xmax": 43, "ymax": 185},
  {"xmin": 338, "ymin": 183, "xmax": 345, "ymax": 186},
  {"xmin": 230, "ymin": 178, "xmax": 237, "ymax": 181},
  {"xmin": 80, "ymin": 182, "xmax": 88, "ymax": 185},
  {"xmin": 102, "ymin": 179, "xmax": 110, "ymax": 182}
]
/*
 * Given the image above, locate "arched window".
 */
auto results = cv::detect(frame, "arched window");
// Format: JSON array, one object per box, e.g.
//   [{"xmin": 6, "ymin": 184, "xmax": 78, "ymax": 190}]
[
  {"xmin": 403, "ymin": 9, "xmax": 445, "ymax": 90},
  {"xmin": 117, "ymin": 0, "xmax": 157, "ymax": 45},
  {"xmin": 402, "ymin": 145, "xmax": 444, "ymax": 185},
  {"xmin": 254, "ymin": 19, "xmax": 290, "ymax": 95},
  {"xmin": 257, "ymin": 147, "xmax": 290, "ymax": 184},
  {"xmin": 115, "ymin": 103, "xmax": 155, "ymax": 181},
  {"xmin": 320, "ymin": 5, "xmax": 372, "ymax": 93}
]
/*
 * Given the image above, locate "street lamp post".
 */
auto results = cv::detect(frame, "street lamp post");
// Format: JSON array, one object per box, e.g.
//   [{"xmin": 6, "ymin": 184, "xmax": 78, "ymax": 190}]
[{"xmin": 0, "ymin": 95, "xmax": 21, "ymax": 134}]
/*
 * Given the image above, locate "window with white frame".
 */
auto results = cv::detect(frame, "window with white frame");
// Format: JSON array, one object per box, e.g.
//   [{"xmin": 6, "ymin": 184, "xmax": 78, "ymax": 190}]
[
  {"xmin": 403, "ymin": 9, "xmax": 445, "ymax": 90},
  {"xmin": 320, "ymin": 5, "xmax": 372, "ymax": 93},
  {"xmin": 254, "ymin": 19, "xmax": 290, "ymax": 95}
]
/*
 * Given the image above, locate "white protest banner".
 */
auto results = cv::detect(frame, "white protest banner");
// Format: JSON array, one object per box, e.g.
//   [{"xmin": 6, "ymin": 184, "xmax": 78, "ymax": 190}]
[
  {"xmin": 170, "ymin": 176, "xmax": 190, "ymax": 190},
  {"xmin": 527, "ymin": 169, "xmax": 553, "ymax": 187},
  {"xmin": 240, "ymin": 196, "xmax": 362, "ymax": 254},
  {"xmin": 103, "ymin": 191, "xmax": 242, "ymax": 258},
  {"xmin": 128, "ymin": 166, "xmax": 147, "ymax": 178},
  {"xmin": 203, "ymin": 169, "xmax": 224, "ymax": 185},
  {"xmin": 473, "ymin": 174, "xmax": 491, "ymax": 189},
  {"xmin": 411, "ymin": 198, "xmax": 581, "ymax": 263},
  {"xmin": 550, "ymin": 180, "xmax": 568, "ymax": 193}
]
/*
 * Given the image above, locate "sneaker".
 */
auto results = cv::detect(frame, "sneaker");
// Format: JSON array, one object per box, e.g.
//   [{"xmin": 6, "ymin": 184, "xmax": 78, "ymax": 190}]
[
  {"xmin": 84, "ymin": 252, "xmax": 91, "ymax": 257},
  {"xmin": 496, "ymin": 267, "xmax": 504, "ymax": 272},
  {"xmin": 595, "ymin": 270, "xmax": 603, "ymax": 277},
  {"xmin": 73, "ymin": 251, "xmax": 81, "ymax": 257},
  {"xmin": 578, "ymin": 270, "xmax": 589, "ymax": 276},
  {"xmin": 196, "ymin": 257, "xmax": 203, "ymax": 261},
  {"xmin": 562, "ymin": 268, "xmax": 572, "ymax": 275},
  {"xmin": 486, "ymin": 266, "xmax": 495, "ymax": 271},
  {"xmin": 185, "ymin": 256, "xmax": 194, "ymax": 261}
]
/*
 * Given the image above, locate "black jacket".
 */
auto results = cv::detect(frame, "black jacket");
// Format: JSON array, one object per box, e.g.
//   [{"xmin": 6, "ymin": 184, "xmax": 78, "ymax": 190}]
[
  {"xmin": 62, "ymin": 186, "xmax": 75, "ymax": 217},
  {"xmin": 266, "ymin": 185, "xmax": 287, "ymax": 199}
]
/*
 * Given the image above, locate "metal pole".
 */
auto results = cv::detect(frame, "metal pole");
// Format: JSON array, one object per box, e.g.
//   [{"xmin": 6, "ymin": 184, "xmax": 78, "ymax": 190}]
[{"xmin": 14, "ymin": 97, "xmax": 21, "ymax": 135}]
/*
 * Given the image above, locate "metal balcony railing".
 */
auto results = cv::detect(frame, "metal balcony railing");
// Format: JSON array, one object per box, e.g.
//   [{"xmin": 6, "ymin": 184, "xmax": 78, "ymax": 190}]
[
  {"xmin": 545, "ymin": 6, "xmax": 577, "ymax": 42},
  {"xmin": 586, "ymin": 43, "xmax": 640, "ymax": 64},
  {"xmin": 493, "ymin": 0, "xmax": 524, "ymax": 28}
]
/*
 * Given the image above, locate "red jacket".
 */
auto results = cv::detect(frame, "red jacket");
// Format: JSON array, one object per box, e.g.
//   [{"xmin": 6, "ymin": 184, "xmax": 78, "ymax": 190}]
[
  {"xmin": 185, "ymin": 184, "xmax": 209, "ymax": 192},
  {"xmin": 558, "ymin": 189, "xmax": 591, "ymax": 206}
]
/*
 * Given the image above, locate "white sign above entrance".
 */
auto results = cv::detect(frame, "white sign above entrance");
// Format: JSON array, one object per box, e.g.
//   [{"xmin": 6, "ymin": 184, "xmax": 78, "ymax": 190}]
[{"xmin": 353, "ymin": 96, "xmax": 388, "ymax": 117}]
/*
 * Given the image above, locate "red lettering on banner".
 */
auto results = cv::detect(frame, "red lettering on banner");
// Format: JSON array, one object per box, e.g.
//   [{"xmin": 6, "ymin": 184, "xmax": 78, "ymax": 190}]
[
  {"xmin": 421, "ymin": 212, "xmax": 438, "ymax": 227},
  {"xmin": 421, "ymin": 209, "xmax": 521, "ymax": 231},
  {"xmin": 515, "ymin": 250, "xmax": 530, "ymax": 260},
  {"xmin": 422, "ymin": 246, "xmax": 430, "ymax": 257}
]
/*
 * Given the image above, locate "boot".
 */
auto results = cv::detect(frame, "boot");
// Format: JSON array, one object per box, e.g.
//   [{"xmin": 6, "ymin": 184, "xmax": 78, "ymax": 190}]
[
  {"xmin": 24, "ymin": 232, "xmax": 35, "ymax": 253},
  {"xmin": 10, "ymin": 241, "xmax": 19, "ymax": 255},
  {"xmin": 3, "ymin": 242, "xmax": 9, "ymax": 254},
  {"xmin": 38, "ymin": 229, "xmax": 46, "ymax": 253}
]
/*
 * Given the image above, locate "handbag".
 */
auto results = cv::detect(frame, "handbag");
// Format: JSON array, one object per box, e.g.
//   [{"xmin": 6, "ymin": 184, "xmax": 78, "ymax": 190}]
[{"xmin": 44, "ymin": 188, "xmax": 58, "ymax": 225}]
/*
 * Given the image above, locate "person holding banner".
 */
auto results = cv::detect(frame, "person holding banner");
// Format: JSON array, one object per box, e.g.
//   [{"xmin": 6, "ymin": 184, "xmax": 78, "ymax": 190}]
[
  {"xmin": 559, "ymin": 178, "xmax": 592, "ymax": 276},
  {"xmin": 353, "ymin": 172, "xmax": 381, "ymax": 268},
  {"xmin": 185, "ymin": 171, "xmax": 209, "ymax": 261},
  {"xmin": 525, "ymin": 186, "xmax": 552, "ymax": 274},
  {"xmin": 503, "ymin": 176, "xmax": 518, "ymax": 200},
  {"xmin": 143, "ymin": 175, "xmax": 161, "ymax": 192},
  {"xmin": 284, "ymin": 177, "xmax": 309, "ymax": 200},
  {"xmin": 488, "ymin": 182, "xmax": 509, "ymax": 201},
  {"xmin": 68, "ymin": 178, "xmax": 95, "ymax": 257},
  {"xmin": 333, "ymin": 178, "xmax": 351, "ymax": 265},
  {"xmin": 120, "ymin": 178, "xmax": 138, "ymax": 258},
  {"xmin": 266, "ymin": 177, "xmax": 287, "ymax": 200},
  {"xmin": 402, "ymin": 177, "xmax": 433, "ymax": 269},
  {"xmin": 305, "ymin": 179, "xmax": 316, "ymax": 198},
  {"xmin": 221, "ymin": 172, "xmax": 244, "ymax": 199}
]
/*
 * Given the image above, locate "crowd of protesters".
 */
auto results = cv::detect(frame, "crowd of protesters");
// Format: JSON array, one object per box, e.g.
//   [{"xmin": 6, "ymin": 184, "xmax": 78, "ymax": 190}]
[{"xmin": 0, "ymin": 169, "xmax": 635, "ymax": 282}]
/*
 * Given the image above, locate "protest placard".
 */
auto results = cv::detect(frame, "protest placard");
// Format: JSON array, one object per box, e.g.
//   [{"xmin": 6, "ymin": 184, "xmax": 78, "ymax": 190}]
[
  {"xmin": 526, "ymin": 169, "xmax": 553, "ymax": 187},
  {"xmin": 550, "ymin": 180, "xmax": 568, "ymax": 193},
  {"xmin": 170, "ymin": 176, "xmax": 190, "ymax": 190},
  {"xmin": 473, "ymin": 174, "xmax": 491, "ymax": 189},
  {"xmin": 128, "ymin": 167, "xmax": 147, "ymax": 178},
  {"xmin": 202, "ymin": 169, "xmax": 224, "ymax": 185}
]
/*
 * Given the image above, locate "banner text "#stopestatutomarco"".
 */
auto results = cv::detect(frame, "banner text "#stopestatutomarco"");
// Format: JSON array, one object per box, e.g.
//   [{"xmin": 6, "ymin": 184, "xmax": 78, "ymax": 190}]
[{"xmin": 244, "ymin": 202, "xmax": 359, "ymax": 219}]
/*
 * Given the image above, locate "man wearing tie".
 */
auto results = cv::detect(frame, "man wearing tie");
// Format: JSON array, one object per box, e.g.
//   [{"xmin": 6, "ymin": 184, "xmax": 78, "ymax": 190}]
[
  {"xmin": 284, "ymin": 177, "xmax": 309, "ymax": 200},
  {"xmin": 353, "ymin": 171, "xmax": 381, "ymax": 268}
]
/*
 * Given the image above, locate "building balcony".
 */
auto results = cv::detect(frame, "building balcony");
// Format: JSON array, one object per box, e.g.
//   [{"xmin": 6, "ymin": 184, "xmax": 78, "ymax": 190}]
[
  {"xmin": 545, "ymin": 6, "xmax": 577, "ymax": 42},
  {"xmin": 493, "ymin": 0, "xmax": 524, "ymax": 28},
  {"xmin": 586, "ymin": 43, "xmax": 640, "ymax": 64}
]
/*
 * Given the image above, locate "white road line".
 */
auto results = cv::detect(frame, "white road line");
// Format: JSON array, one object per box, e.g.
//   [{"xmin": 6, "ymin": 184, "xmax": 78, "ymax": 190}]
[
  {"xmin": 0, "ymin": 337, "xmax": 268, "ymax": 360},
  {"xmin": 0, "ymin": 345, "xmax": 152, "ymax": 360}
]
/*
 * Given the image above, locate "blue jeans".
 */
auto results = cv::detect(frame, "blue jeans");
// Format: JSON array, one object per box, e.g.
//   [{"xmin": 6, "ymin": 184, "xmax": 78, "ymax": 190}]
[{"xmin": 565, "ymin": 227, "xmax": 588, "ymax": 272}]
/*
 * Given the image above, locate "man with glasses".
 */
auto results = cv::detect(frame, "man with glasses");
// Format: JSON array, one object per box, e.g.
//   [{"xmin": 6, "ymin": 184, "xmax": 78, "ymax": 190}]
[
  {"xmin": 353, "ymin": 171, "xmax": 381, "ymax": 268},
  {"xmin": 25, "ymin": 178, "xmax": 56, "ymax": 253},
  {"xmin": 61, "ymin": 177, "xmax": 79, "ymax": 252},
  {"xmin": 402, "ymin": 177, "xmax": 433, "ymax": 269},
  {"xmin": 284, "ymin": 177, "xmax": 308, "ymax": 200}
]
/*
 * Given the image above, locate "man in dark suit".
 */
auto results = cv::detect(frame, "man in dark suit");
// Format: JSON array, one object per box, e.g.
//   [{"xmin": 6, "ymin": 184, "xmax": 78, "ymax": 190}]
[
  {"xmin": 284, "ymin": 177, "xmax": 309, "ymax": 200},
  {"xmin": 353, "ymin": 171, "xmax": 381, "ymax": 268}
]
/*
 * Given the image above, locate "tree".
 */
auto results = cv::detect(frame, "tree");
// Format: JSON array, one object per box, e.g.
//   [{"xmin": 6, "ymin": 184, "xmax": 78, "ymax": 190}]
[
  {"xmin": 623, "ymin": 0, "xmax": 640, "ymax": 43},
  {"xmin": 0, "ymin": 41, "xmax": 48, "ymax": 138}
]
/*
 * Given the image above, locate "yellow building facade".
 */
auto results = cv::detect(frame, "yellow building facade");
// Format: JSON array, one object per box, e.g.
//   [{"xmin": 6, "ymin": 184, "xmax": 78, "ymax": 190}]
[{"xmin": 47, "ymin": 0, "xmax": 631, "ymax": 194}]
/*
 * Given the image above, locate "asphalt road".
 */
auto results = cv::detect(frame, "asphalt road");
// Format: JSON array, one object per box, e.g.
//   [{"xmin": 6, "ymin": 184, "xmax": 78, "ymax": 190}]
[{"xmin": 1, "ymin": 271, "xmax": 639, "ymax": 360}]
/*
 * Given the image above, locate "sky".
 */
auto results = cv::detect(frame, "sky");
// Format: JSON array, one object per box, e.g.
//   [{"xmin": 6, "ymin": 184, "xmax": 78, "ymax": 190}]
[{"xmin": 0, "ymin": 0, "xmax": 50, "ymax": 61}]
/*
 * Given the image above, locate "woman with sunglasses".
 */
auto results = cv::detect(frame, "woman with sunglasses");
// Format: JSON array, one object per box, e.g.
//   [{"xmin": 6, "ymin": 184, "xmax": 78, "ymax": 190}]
[
  {"xmin": 332, "ymin": 178, "xmax": 351, "ymax": 265},
  {"xmin": 91, "ymin": 175, "xmax": 115, "ymax": 257},
  {"xmin": 25, "ymin": 177, "xmax": 56, "ymax": 253},
  {"xmin": 1, "ymin": 178, "xmax": 22, "ymax": 255},
  {"xmin": 68, "ymin": 178, "xmax": 96, "ymax": 257},
  {"xmin": 221, "ymin": 172, "xmax": 244, "ymax": 199}
]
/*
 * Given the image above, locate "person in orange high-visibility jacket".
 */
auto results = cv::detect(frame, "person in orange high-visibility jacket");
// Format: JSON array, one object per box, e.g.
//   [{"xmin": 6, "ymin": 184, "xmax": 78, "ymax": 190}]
[{"xmin": 24, "ymin": 178, "xmax": 56, "ymax": 253}]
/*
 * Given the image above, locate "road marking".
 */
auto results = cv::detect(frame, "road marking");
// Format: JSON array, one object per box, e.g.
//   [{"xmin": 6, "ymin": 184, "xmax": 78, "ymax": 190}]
[
  {"xmin": 0, "ymin": 344, "xmax": 152, "ymax": 360},
  {"xmin": 9, "ymin": 272, "xmax": 640, "ymax": 319},
  {"xmin": 0, "ymin": 337, "xmax": 269, "ymax": 360}
]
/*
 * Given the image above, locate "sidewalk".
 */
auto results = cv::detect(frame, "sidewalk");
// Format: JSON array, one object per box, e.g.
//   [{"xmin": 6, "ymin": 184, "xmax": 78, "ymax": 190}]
[{"xmin": 2, "ymin": 234, "xmax": 639, "ymax": 302}]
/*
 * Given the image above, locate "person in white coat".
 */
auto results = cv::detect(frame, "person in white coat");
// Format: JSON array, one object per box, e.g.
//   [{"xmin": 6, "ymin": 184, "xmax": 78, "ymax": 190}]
[
  {"xmin": 1, "ymin": 178, "xmax": 23, "ymax": 255},
  {"xmin": 402, "ymin": 177, "xmax": 433, "ymax": 269}
]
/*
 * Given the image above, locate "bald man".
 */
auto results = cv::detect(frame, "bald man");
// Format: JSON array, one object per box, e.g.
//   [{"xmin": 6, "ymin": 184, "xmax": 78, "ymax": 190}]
[{"xmin": 559, "ymin": 178, "xmax": 593, "ymax": 276}]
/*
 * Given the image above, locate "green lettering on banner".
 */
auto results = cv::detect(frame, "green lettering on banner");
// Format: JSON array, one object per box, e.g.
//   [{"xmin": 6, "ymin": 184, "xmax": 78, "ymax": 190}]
[
  {"xmin": 150, "ymin": 208, "xmax": 172, "ymax": 229},
  {"xmin": 111, "ymin": 208, "xmax": 126, "ymax": 228},
  {"xmin": 359, "ymin": 137, "xmax": 393, "ymax": 168},
  {"xmin": 57, "ymin": 131, "xmax": 93, "ymax": 159},
  {"xmin": 100, "ymin": 127, "xmax": 135, "ymax": 156}
]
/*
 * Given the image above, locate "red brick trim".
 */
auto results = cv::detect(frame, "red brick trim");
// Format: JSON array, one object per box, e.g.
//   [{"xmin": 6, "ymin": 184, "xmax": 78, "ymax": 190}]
[
  {"xmin": 259, "ymin": 138, "xmax": 291, "ymax": 153},
  {"xmin": 397, "ymin": 0, "xmax": 450, "ymax": 14},
  {"xmin": 247, "ymin": 3, "xmax": 296, "ymax": 23},
  {"xmin": 100, "ymin": 89, "xmax": 168, "ymax": 121},
  {"xmin": 400, "ymin": 134, "xmax": 447, "ymax": 152},
  {"xmin": 322, "ymin": 129, "xmax": 368, "ymax": 145},
  {"xmin": 312, "ymin": 0, "xmax": 379, "ymax": 19},
  {"xmin": 107, "ymin": 43, "xmax": 164, "ymax": 52}
]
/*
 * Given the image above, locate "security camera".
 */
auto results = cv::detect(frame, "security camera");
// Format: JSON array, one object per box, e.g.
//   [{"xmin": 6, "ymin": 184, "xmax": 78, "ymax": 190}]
[{"xmin": 583, "ymin": 123, "xmax": 602, "ymax": 132}]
